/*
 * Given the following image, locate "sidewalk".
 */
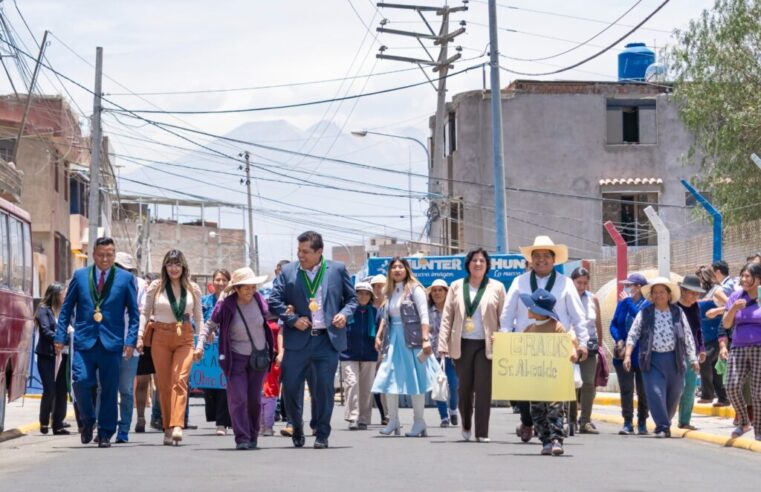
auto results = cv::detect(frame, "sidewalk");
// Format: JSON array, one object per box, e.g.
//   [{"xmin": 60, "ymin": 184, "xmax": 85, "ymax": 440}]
[
  {"xmin": 592, "ymin": 392, "xmax": 761, "ymax": 453},
  {"xmin": 0, "ymin": 395, "xmax": 75, "ymax": 443}
]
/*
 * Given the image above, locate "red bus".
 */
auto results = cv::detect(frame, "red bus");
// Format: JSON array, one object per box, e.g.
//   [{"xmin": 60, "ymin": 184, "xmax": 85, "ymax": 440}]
[{"xmin": 0, "ymin": 196, "xmax": 33, "ymax": 432}]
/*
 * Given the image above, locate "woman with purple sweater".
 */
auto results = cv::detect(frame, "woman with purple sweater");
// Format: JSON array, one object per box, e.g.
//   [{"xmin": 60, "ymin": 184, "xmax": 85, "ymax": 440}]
[
  {"xmin": 722, "ymin": 262, "xmax": 761, "ymax": 440},
  {"xmin": 194, "ymin": 267, "xmax": 273, "ymax": 450}
]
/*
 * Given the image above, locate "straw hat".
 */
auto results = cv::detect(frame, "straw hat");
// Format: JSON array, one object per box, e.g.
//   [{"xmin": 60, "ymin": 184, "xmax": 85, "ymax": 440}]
[
  {"xmin": 641, "ymin": 276, "xmax": 681, "ymax": 304},
  {"xmin": 519, "ymin": 235, "xmax": 569, "ymax": 265},
  {"xmin": 224, "ymin": 267, "xmax": 268, "ymax": 293},
  {"xmin": 370, "ymin": 274, "xmax": 387, "ymax": 285},
  {"xmin": 355, "ymin": 281, "xmax": 374, "ymax": 299},
  {"xmin": 115, "ymin": 252, "xmax": 137, "ymax": 271}
]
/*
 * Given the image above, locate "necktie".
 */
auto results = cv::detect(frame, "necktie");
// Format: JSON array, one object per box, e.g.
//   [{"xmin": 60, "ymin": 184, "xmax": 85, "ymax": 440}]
[{"xmin": 98, "ymin": 270, "xmax": 106, "ymax": 294}]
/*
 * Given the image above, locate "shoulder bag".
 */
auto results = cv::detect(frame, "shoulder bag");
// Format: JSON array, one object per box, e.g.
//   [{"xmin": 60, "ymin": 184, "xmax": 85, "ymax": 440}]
[{"xmin": 236, "ymin": 304, "xmax": 271, "ymax": 372}]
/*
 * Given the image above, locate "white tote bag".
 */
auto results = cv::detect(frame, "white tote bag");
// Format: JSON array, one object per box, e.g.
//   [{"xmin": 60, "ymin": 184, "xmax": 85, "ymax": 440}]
[
  {"xmin": 431, "ymin": 358, "xmax": 449, "ymax": 402},
  {"xmin": 573, "ymin": 363, "xmax": 583, "ymax": 389}
]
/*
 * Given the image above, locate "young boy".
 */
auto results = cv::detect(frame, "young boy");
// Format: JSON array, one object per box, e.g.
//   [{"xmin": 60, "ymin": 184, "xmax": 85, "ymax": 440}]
[{"xmin": 519, "ymin": 289, "xmax": 579, "ymax": 456}]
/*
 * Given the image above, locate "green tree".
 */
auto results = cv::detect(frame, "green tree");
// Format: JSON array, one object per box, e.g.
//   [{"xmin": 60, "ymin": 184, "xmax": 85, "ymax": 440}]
[{"xmin": 666, "ymin": 0, "xmax": 761, "ymax": 223}]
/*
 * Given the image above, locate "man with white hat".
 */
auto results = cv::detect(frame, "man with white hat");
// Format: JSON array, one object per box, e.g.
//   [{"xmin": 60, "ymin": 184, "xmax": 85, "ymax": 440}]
[{"xmin": 498, "ymin": 236, "xmax": 589, "ymax": 441}]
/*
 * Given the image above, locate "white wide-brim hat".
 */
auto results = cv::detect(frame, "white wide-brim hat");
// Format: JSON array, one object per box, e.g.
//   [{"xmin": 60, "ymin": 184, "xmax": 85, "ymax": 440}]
[
  {"xmin": 641, "ymin": 276, "xmax": 681, "ymax": 304},
  {"xmin": 225, "ymin": 267, "xmax": 268, "ymax": 293},
  {"xmin": 115, "ymin": 251, "xmax": 137, "ymax": 271},
  {"xmin": 520, "ymin": 235, "xmax": 569, "ymax": 265},
  {"xmin": 426, "ymin": 278, "xmax": 449, "ymax": 294},
  {"xmin": 370, "ymin": 274, "xmax": 387, "ymax": 285}
]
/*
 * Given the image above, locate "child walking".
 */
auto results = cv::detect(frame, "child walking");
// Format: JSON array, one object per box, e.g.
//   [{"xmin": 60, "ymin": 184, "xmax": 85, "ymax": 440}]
[{"xmin": 260, "ymin": 318, "xmax": 282, "ymax": 436}]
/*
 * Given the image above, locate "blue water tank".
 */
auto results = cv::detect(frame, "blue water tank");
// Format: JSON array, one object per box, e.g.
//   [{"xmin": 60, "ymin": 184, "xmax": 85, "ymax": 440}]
[{"xmin": 618, "ymin": 42, "xmax": 655, "ymax": 81}]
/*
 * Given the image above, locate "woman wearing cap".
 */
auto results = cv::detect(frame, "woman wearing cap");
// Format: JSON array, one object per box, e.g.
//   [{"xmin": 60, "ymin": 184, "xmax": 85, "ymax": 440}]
[
  {"xmin": 201, "ymin": 269, "xmax": 233, "ymax": 436},
  {"xmin": 722, "ymin": 262, "xmax": 761, "ymax": 440},
  {"xmin": 609, "ymin": 273, "xmax": 650, "ymax": 435},
  {"xmin": 675, "ymin": 275, "xmax": 707, "ymax": 430},
  {"xmin": 372, "ymin": 257, "xmax": 437, "ymax": 437},
  {"xmin": 427, "ymin": 279, "xmax": 459, "ymax": 427},
  {"xmin": 339, "ymin": 282, "xmax": 379, "ymax": 430},
  {"xmin": 137, "ymin": 250, "xmax": 203, "ymax": 446},
  {"xmin": 194, "ymin": 267, "xmax": 273, "ymax": 450},
  {"xmin": 370, "ymin": 274, "xmax": 388, "ymax": 425},
  {"xmin": 570, "ymin": 267, "xmax": 603, "ymax": 434},
  {"xmin": 624, "ymin": 277, "xmax": 699, "ymax": 438},
  {"xmin": 439, "ymin": 248, "xmax": 506, "ymax": 442}
]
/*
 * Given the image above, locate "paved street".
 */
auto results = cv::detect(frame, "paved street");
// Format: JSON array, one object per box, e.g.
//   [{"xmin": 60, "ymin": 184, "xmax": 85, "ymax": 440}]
[{"xmin": 1, "ymin": 398, "xmax": 759, "ymax": 491}]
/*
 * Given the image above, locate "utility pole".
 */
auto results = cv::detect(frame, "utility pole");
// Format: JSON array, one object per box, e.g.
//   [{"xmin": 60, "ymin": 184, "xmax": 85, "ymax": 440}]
[
  {"xmin": 488, "ymin": 0, "xmax": 509, "ymax": 253},
  {"xmin": 239, "ymin": 151, "xmax": 257, "ymax": 272},
  {"xmin": 12, "ymin": 30, "xmax": 48, "ymax": 165},
  {"xmin": 376, "ymin": 2, "xmax": 468, "ymax": 254},
  {"xmin": 87, "ymin": 46, "xmax": 103, "ymax": 261}
]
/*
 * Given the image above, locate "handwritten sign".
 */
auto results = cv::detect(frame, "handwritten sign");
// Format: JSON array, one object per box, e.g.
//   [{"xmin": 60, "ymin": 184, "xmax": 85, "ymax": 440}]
[
  {"xmin": 190, "ymin": 340, "xmax": 227, "ymax": 389},
  {"xmin": 491, "ymin": 332, "xmax": 575, "ymax": 402}
]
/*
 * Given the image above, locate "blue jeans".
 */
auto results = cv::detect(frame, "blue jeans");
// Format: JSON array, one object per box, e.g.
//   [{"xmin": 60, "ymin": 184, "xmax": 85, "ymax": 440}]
[
  {"xmin": 436, "ymin": 357, "xmax": 459, "ymax": 420},
  {"xmin": 642, "ymin": 351, "xmax": 685, "ymax": 433},
  {"xmin": 118, "ymin": 356, "xmax": 139, "ymax": 434}
]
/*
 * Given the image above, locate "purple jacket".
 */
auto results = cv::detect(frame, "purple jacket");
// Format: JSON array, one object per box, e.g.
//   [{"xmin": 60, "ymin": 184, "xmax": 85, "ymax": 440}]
[{"xmin": 210, "ymin": 291, "xmax": 275, "ymax": 377}]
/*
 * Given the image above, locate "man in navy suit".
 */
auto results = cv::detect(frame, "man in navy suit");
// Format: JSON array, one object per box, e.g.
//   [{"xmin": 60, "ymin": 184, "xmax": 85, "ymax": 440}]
[
  {"xmin": 269, "ymin": 231, "xmax": 357, "ymax": 449},
  {"xmin": 55, "ymin": 237, "xmax": 139, "ymax": 448}
]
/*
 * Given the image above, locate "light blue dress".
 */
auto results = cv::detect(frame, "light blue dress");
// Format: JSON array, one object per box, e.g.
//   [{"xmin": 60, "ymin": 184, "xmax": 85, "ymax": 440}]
[{"xmin": 372, "ymin": 284, "xmax": 437, "ymax": 395}]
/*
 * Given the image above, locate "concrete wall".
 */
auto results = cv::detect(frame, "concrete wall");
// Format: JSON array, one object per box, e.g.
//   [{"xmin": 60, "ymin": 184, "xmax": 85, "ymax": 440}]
[{"xmin": 430, "ymin": 83, "xmax": 706, "ymax": 259}]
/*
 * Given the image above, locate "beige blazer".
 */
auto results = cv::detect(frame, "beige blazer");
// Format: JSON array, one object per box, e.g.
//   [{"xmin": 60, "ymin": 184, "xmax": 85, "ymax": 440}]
[{"xmin": 438, "ymin": 278, "xmax": 506, "ymax": 360}]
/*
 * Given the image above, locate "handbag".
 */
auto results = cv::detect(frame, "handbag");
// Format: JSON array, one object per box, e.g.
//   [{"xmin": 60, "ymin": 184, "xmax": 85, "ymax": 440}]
[
  {"xmin": 431, "ymin": 357, "xmax": 449, "ymax": 402},
  {"xmin": 573, "ymin": 363, "xmax": 583, "ymax": 389},
  {"xmin": 236, "ymin": 304, "xmax": 271, "ymax": 372},
  {"xmin": 143, "ymin": 321, "xmax": 155, "ymax": 348}
]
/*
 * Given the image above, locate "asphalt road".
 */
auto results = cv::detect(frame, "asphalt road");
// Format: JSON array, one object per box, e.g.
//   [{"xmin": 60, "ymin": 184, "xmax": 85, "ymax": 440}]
[{"xmin": 1, "ymin": 399, "xmax": 758, "ymax": 492}]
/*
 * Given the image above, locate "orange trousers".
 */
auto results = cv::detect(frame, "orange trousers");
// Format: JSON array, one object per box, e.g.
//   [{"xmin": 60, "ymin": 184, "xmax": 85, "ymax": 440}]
[{"xmin": 150, "ymin": 321, "xmax": 194, "ymax": 429}]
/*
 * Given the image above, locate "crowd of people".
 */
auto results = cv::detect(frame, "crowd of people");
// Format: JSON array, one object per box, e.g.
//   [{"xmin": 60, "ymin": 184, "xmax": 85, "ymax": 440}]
[{"xmin": 33, "ymin": 231, "xmax": 761, "ymax": 455}]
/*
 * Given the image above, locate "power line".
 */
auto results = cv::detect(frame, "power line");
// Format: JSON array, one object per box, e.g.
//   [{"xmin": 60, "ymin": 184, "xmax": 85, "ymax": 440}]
[{"xmin": 499, "ymin": 0, "xmax": 671, "ymax": 77}]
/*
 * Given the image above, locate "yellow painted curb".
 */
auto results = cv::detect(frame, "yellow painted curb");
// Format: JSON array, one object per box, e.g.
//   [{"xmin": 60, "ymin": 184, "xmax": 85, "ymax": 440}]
[
  {"xmin": 594, "ymin": 394, "xmax": 735, "ymax": 419},
  {"xmin": 23, "ymin": 394, "xmax": 42, "ymax": 400},
  {"xmin": 7, "ymin": 409, "xmax": 77, "ymax": 437},
  {"xmin": 591, "ymin": 412, "xmax": 761, "ymax": 453}
]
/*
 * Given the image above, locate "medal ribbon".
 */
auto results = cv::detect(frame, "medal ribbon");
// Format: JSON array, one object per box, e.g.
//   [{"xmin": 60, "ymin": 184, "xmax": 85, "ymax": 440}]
[
  {"xmin": 301, "ymin": 258, "xmax": 327, "ymax": 300},
  {"xmin": 88, "ymin": 266, "xmax": 116, "ymax": 313},
  {"xmin": 530, "ymin": 269, "xmax": 556, "ymax": 293},
  {"xmin": 464, "ymin": 276, "xmax": 489, "ymax": 318},
  {"xmin": 165, "ymin": 283, "xmax": 187, "ymax": 323}
]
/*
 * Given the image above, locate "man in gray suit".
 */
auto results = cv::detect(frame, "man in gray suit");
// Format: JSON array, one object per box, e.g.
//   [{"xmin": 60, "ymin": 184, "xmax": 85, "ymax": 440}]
[{"xmin": 269, "ymin": 231, "xmax": 357, "ymax": 449}]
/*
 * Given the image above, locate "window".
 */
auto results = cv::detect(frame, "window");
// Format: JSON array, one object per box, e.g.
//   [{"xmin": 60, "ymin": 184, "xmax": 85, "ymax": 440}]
[
  {"xmin": 606, "ymin": 99, "xmax": 656, "ymax": 144},
  {"xmin": 444, "ymin": 112, "xmax": 456, "ymax": 156},
  {"xmin": 445, "ymin": 199, "xmax": 464, "ymax": 254},
  {"xmin": 602, "ymin": 192, "xmax": 658, "ymax": 246},
  {"xmin": 9, "ymin": 216, "xmax": 23, "ymax": 291},
  {"xmin": 0, "ymin": 138, "xmax": 15, "ymax": 162},
  {"xmin": 22, "ymin": 222, "xmax": 31, "ymax": 295},
  {"xmin": 0, "ymin": 213, "xmax": 8, "ymax": 287},
  {"xmin": 54, "ymin": 233, "xmax": 70, "ymax": 283}
]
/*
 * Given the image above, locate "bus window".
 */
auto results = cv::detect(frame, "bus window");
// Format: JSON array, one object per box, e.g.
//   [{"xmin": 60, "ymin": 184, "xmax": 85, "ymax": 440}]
[
  {"xmin": 9, "ymin": 216, "xmax": 23, "ymax": 292},
  {"xmin": 0, "ymin": 212, "xmax": 7, "ymax": 288},
  {"xmin": 22, "ymin": 222, "xmax": 31, "ymax": 295}
]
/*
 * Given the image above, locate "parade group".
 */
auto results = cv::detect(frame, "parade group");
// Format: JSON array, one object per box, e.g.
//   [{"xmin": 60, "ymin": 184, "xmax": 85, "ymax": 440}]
[{"xmin": 33, "ymin": 230, "xmax": 761, "ymax": 457}]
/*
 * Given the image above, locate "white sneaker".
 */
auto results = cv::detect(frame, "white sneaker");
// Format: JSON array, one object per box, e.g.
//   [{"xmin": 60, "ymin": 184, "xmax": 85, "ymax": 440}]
[
  {"xmin": 216, "ymin": 426, "xmax": 226, "ymax": 436},
  {"xmin": 477, "ymin": 437, "xmax": 491, "ymax": 443},
  {"xmin": 462, "ymin": 430, "xmax": 471, "ymax": 441}
]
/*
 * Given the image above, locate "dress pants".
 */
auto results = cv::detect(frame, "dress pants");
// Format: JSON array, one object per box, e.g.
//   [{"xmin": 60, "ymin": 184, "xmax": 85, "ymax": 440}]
[
  {"xmin": 678, "ymin": 358, "xmax": 698, "ymax": 426},
  {"xmin": 204, "ymin": 389, "xmax": 232, "ymax": 427},
  {"xmin": 641, "ymin": 351, "xmax": 684, "ymax": 433},
  {"xmin": 699, "ymin": 340, "xmax": 728, "ymax": 402},
  {"xmin": 614, "ymin": 360, "xmax": 649, "ymax": 424},
  {"xmin": 37, "ymin": 353, "xmax": 69, "ymax": 430},
  {"xmin": 341, "ymin": 361, "xmax": 376, "ymax": 425},
  {"xmin": 227, "ymin": 352, "xmax": 267, "ymax": 444},
  {"xmin": 281, "ymin": 333, "xmax": 338, "ymax": 440},
  {"xmin": 72, "ymin": 340, "xmax": 121, "ymax": 439},
  {"xmin": 453, "ymin": 339, "xmax": 492, "ymax": 439},
  {"xmin": 150, "ymin": 322, "xmax": 194, "ymax": 429},
  {"xmin": 577, "ymin": 352, "xmax": 597, "ymax": 425}
]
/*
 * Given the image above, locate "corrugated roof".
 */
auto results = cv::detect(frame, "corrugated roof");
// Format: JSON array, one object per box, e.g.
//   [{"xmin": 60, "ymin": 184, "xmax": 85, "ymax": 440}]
[{"xmin": 599, "ymin": 177, "xmax": 663, "ymax": 186}]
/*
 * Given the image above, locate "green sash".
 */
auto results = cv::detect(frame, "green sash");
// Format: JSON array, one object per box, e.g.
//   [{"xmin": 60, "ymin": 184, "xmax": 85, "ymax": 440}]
[
  {"xmin": 88, "ymin": 266, "xmax": 116, "ymax": 314},
  {"xmin": 464, "ymin": 276, "xmax": 489, "ymax": 318},
  {"xmin": 530, "ymin": 270, "xmax": 556, "ymax": 293}
]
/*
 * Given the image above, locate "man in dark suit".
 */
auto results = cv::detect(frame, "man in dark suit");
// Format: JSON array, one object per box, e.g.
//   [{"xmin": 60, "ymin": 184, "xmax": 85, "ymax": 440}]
[
  {"xmin": 54, "ymin": 237, "xmax": 139, "ymax": 448},
  {"xmin": 269, "ymin": 231, "xmax": 357, "ymax": 449}
]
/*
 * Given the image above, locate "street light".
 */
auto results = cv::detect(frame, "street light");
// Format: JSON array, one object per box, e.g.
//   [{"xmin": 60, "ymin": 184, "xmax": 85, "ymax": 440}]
[{"xmin": 351, "ymin": 129, "xmax": 430, "ymax": 244}]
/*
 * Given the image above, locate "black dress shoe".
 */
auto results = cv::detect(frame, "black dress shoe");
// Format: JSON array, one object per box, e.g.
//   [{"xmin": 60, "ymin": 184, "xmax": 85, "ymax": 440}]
[
  {"xmin": 98, "ymin": 437, "xmax": 111, "ymax": 448},
  {"xmin": 292, "ymin": 433, "xmax": 305, "ymax": 448},
  {"xmin": 185, "ymin": 424, "xmax": 198, "ymax": 430},
  {"xmin": 53, "ymin": 428, "xmax": 71, "ymax": 435},
  {"xmin": 313, "ymin": 438, "xmax": 329, "ymax": 449},
  {"xmin": 236, "ymin": 442, "xmax": 250, "ymax": 450},
  {"xmin": 81, "ymin": 425, "xmax": 94, "ymax": 444},
  {"xmin": 40, "ymin": 426, "xmax": 49, "ymax": 435},
  {"xmin": 62, "ymin": 422, "xmax": 72, "ymax": 428}
]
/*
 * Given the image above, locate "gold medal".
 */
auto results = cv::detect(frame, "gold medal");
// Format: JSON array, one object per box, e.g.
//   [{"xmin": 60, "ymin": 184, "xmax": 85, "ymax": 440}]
[
  {"xmin": 176, "ymin": 321, "xmax": 183, "ymax": 336},
  {"xmin": 465, "ymin": 316, "xmax": 474, "ymax": 333},
  {"xmin": 93, "ymin": 308, "xmax": 103, "ymax": 323},
  {"xmin": 309, "ymin": 299, "xmax": 319, "ymax": 312}
]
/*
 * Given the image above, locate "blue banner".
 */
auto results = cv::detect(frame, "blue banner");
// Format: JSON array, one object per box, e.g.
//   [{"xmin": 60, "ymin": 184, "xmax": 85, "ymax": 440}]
[
  {"xmin": 366, "ymin": 254, "xmax": 527, "ymax": 289},
  {"xmin": 190, "ymin": 340, "xmax": 227, "ymax": 389}
]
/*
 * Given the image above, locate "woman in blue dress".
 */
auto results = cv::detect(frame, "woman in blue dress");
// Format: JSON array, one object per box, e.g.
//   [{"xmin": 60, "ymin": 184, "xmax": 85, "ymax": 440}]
[{"xmin": 373, "ymin": 257, "xmax": 437, "ymax": 437}]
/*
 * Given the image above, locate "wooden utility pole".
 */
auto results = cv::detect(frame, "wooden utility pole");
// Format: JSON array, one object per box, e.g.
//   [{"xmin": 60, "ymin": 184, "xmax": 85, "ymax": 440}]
[
  {"xmin": 239, "ymin": 151, "xmax": 257, "ymax": 272},
  {"xmin": 87, "ymin": 47, "xmax": 103, "ymax": 261}
]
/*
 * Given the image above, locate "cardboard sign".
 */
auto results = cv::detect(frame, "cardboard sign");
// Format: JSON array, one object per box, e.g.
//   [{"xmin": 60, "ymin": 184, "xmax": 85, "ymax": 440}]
[
  {"xmin": 491, "ymin": 332, "xmax": 576, "ymax": 402},
  {"xmin": 366, "ymin": 254, "xmax": 526, "ymax": 288},
  {"xmin": 190, "ymin": 340, "xmax": 227, "ymax": 389}
]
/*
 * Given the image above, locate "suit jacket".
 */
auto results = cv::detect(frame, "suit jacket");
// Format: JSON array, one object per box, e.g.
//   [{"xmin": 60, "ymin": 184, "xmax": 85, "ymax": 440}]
[
  {"xmin": 54, "ymin": 266, "xmax": 139, "ymax": 353},
  {"xmin": 437, "ymin": 278, "xmax": 506, "ymax": 360},
  {"xmin": 269, "ymin": 259, "xmax": 357, "ymax": 352},
  {"xmin": 35, "ymin": 306, "xmax": 57, "ymax": 357}
]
